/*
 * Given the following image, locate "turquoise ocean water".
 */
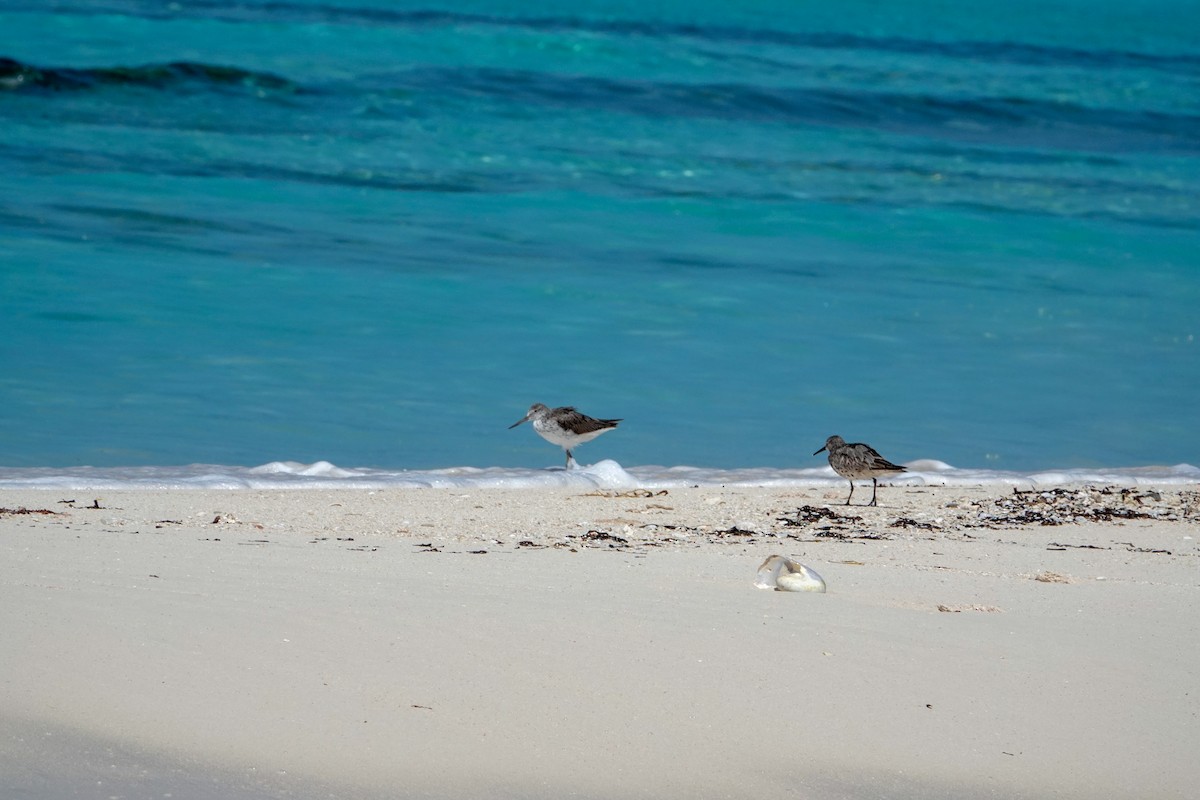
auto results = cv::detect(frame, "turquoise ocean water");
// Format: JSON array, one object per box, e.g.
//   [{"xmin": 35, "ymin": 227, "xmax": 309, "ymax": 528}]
[{"xmin": 1, "ymin": 0, "xmax": 1198, "ymax": 476}]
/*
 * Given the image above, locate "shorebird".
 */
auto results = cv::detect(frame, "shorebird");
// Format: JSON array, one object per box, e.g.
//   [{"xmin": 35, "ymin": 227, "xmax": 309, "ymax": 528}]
[
  {"xmin": 509, "ymin": 403, "xmax": 621, "ymax": 469},
  {"xmin": 814, "ymin": 434, "xmax": 906, "ymax": 507}
]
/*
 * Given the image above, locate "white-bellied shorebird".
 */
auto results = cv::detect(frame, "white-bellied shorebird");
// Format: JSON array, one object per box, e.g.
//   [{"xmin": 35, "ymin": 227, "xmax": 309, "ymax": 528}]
[
  {"xmin": 509, "ymin": 403, "xmax": 621, "ymax": 469},
  {"xmin": 814, "ymin": 434, "xmax": 906, "ymax": 506}
]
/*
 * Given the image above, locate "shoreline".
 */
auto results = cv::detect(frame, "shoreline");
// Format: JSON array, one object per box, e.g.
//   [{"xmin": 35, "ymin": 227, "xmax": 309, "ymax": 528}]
[
  {"xmin": 0, "ymin": 458, "xmax": 1197, "ymax": 492},
  {"xmin": 3, "ymin": 484, "xmax": 1198, "ymax": 799}
]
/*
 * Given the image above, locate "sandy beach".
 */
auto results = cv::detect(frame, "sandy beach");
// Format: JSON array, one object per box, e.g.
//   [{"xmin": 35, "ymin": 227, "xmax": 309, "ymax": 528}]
[{"xmin": 2, "ymin": 483, "xmax": 1197, "ymax": 799}]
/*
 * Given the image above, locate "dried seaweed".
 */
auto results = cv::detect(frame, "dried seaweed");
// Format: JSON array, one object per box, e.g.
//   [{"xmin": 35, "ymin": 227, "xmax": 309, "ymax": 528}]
[
  {"xmin": 712, "ymin": 526, "xmax": 757, "ymax": 538},
  {"xmin": 774, "ymin": 505, "xmax": 887, "ymax": 540},
  {"xmin": 890, "ymin": 517, "xmax": 938, "ymax": 530},
  {"xmin": 575, "ymin": 529, "xmax": 630, "ymax": 549},
  {"xmin": 968, "ymin": 487, "xmax": 1184, "ymax": 528},
  {"xmin": 0, "ymin": 507, "xmax": 60, "ymax": 516},
  {"xmin": 777, "ymin": 505, "xmax": 863, "ymax": 527},
  {"xmin": 811, "ymin": 528, "xmax": 890, "ymax": 541}
]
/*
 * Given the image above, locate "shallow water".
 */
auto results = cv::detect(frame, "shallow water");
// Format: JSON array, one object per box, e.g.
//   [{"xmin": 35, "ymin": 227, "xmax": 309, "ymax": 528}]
[{"xmin": 2, "ymin": 1, "xmax": 1197, "ymax": 472}]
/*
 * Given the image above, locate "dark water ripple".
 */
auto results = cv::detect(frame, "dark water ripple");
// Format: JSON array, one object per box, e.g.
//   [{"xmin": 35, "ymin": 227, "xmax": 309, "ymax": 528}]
[
  {"xmin": 21, "ymin": 2, "xmax": 1200, "ymax": 73},
  {"xmin": 389, "ymin": 66, "xmax": 1200, "ymax": 155},
  {"xmin": 0, "ymin": 57, "xmax": 300, "ymax": 94},
  {"xmin": 0, "ymin": 142, "xmax": 519, "ymax": 196},
  {"xmin": 4, "ymin": 57, "xmax": 1198, "ymax": 156},
  {"xmin": 2, "ymin": 142, "xmax": 1192, "ymax": 234}
]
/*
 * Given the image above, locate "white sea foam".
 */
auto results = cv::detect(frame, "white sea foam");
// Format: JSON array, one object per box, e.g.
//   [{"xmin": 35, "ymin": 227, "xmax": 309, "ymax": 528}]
[{"xmin": 0, "ymin": 460, "xmax": 1195, "ymax": 491}]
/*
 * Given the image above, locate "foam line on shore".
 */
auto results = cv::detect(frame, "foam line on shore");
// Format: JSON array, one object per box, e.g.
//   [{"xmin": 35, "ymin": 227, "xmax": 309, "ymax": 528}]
[{"xmin": 0, "ymin": 459, "xmax": 1195, "ymax": 491}]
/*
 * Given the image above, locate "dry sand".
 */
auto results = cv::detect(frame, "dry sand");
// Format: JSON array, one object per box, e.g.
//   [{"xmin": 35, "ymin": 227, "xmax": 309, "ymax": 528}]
[{"xmin": 2, "ymin": 484, "xmax": 1198, "ymax": 799}]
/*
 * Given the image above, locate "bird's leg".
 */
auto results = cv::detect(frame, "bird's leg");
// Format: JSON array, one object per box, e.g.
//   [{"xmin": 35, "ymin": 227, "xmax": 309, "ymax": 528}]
[
  {"xmin": 565, "ymin": 449, "xmax": 575, "ymax": 470},
  {"xmin": 845, "ymin": 480, "xmax": 854, "ymax": 505},
  {"xmin": 869, "ymin": 478, "xmax": 879, "ymax": 507}
]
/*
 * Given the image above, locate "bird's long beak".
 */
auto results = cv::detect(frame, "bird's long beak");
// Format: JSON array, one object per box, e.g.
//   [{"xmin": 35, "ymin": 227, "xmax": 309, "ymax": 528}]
[
  {"xmin": 813, "ymin": 446, "xmax": 827, "ymax": 456},
  {"xmin": 509, "ymin": 413, "xmax": 532, "ymax": 429}
]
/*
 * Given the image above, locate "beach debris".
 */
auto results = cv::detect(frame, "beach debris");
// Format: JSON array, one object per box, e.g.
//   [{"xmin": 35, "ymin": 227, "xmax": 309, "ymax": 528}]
[
  {"xmin": 381, "ymin": 487, "xmax": 1197, "ymax": 555},
  {"xmin": 53, "ymin": 498, "xmax": 110, "ymax": 510},
  {"xmin": 1033, "ymin": 571, "xmax": 1073, "ymax": 583},
  {"xmin": 583, "ymin": 489, "xmax": 669, "ymax": 498},
  {"xmin": 936, "ymin": 604, "xmax": 1003, "ymax": 613},
  {"xmin": 577, "ymin": 529, "xmax": 630, "ymax": 549},
  {"xmin": 1114, "ymin": 541, "xmax": 1173, "ymax": 555},
  {"xmin": 0, "ymin": 507, "xmax": 60, "ymax": 516},
  {"xmin": 713, "ymin": 525, "xmax": 758, "ymax": 538},
  {"xmin": 780, "ymin": 505, "xmax": 860, "ymax": 525},
  {"xmin": 812, "ymin": 527, "xmax": 889, "ymax": 541},
  {"xmin": 755, "ymin": 555, "xmax": 827, "ymax": 593},
  {"xmin": 890, "ymin": 517, "xmax": 940, "ymax": 530},
  {"xmin": 53, "ymin": 498, "xmax": 117, "ymax": 510},
  {"xmin": 206, "ymin": 512, "xmax": 265, "ymax": 530},
  {"xmin": 1047, "ymin": 539, "xmax": 1172, "ymax": 555},
  {"xmin": 969, "ymin": 487, "xmax": 1183, "ymax": 528},
  {"xmin": 775, "ymin": 505, "xmax": 884, "ymax": 541}
]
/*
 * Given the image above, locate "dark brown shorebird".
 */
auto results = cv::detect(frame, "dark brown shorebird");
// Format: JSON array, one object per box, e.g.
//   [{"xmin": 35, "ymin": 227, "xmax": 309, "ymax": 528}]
[
  {"xmin": 509, "ymin": 403, "xmax": 621, "ymax": 469},
  {"xmin": 814, "ymin": 434, "xmax": 906, "ymax": 506}
]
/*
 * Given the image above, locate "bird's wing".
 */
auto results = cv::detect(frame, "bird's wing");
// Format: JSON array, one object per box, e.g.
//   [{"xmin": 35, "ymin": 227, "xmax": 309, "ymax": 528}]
[
  {"xmin": 861, "ymin": 444, "xmax": 905, "ymax": 472},
  {"xmin": 557, "ymin": 408, "xmax": 621, "ymax": 434}
]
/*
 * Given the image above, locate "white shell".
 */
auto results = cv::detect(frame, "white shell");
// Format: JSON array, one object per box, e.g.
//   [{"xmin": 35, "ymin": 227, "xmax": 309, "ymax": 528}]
[{"xmin": 755, "ymin": 555, "xmax": 827, "ymax": 593}]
